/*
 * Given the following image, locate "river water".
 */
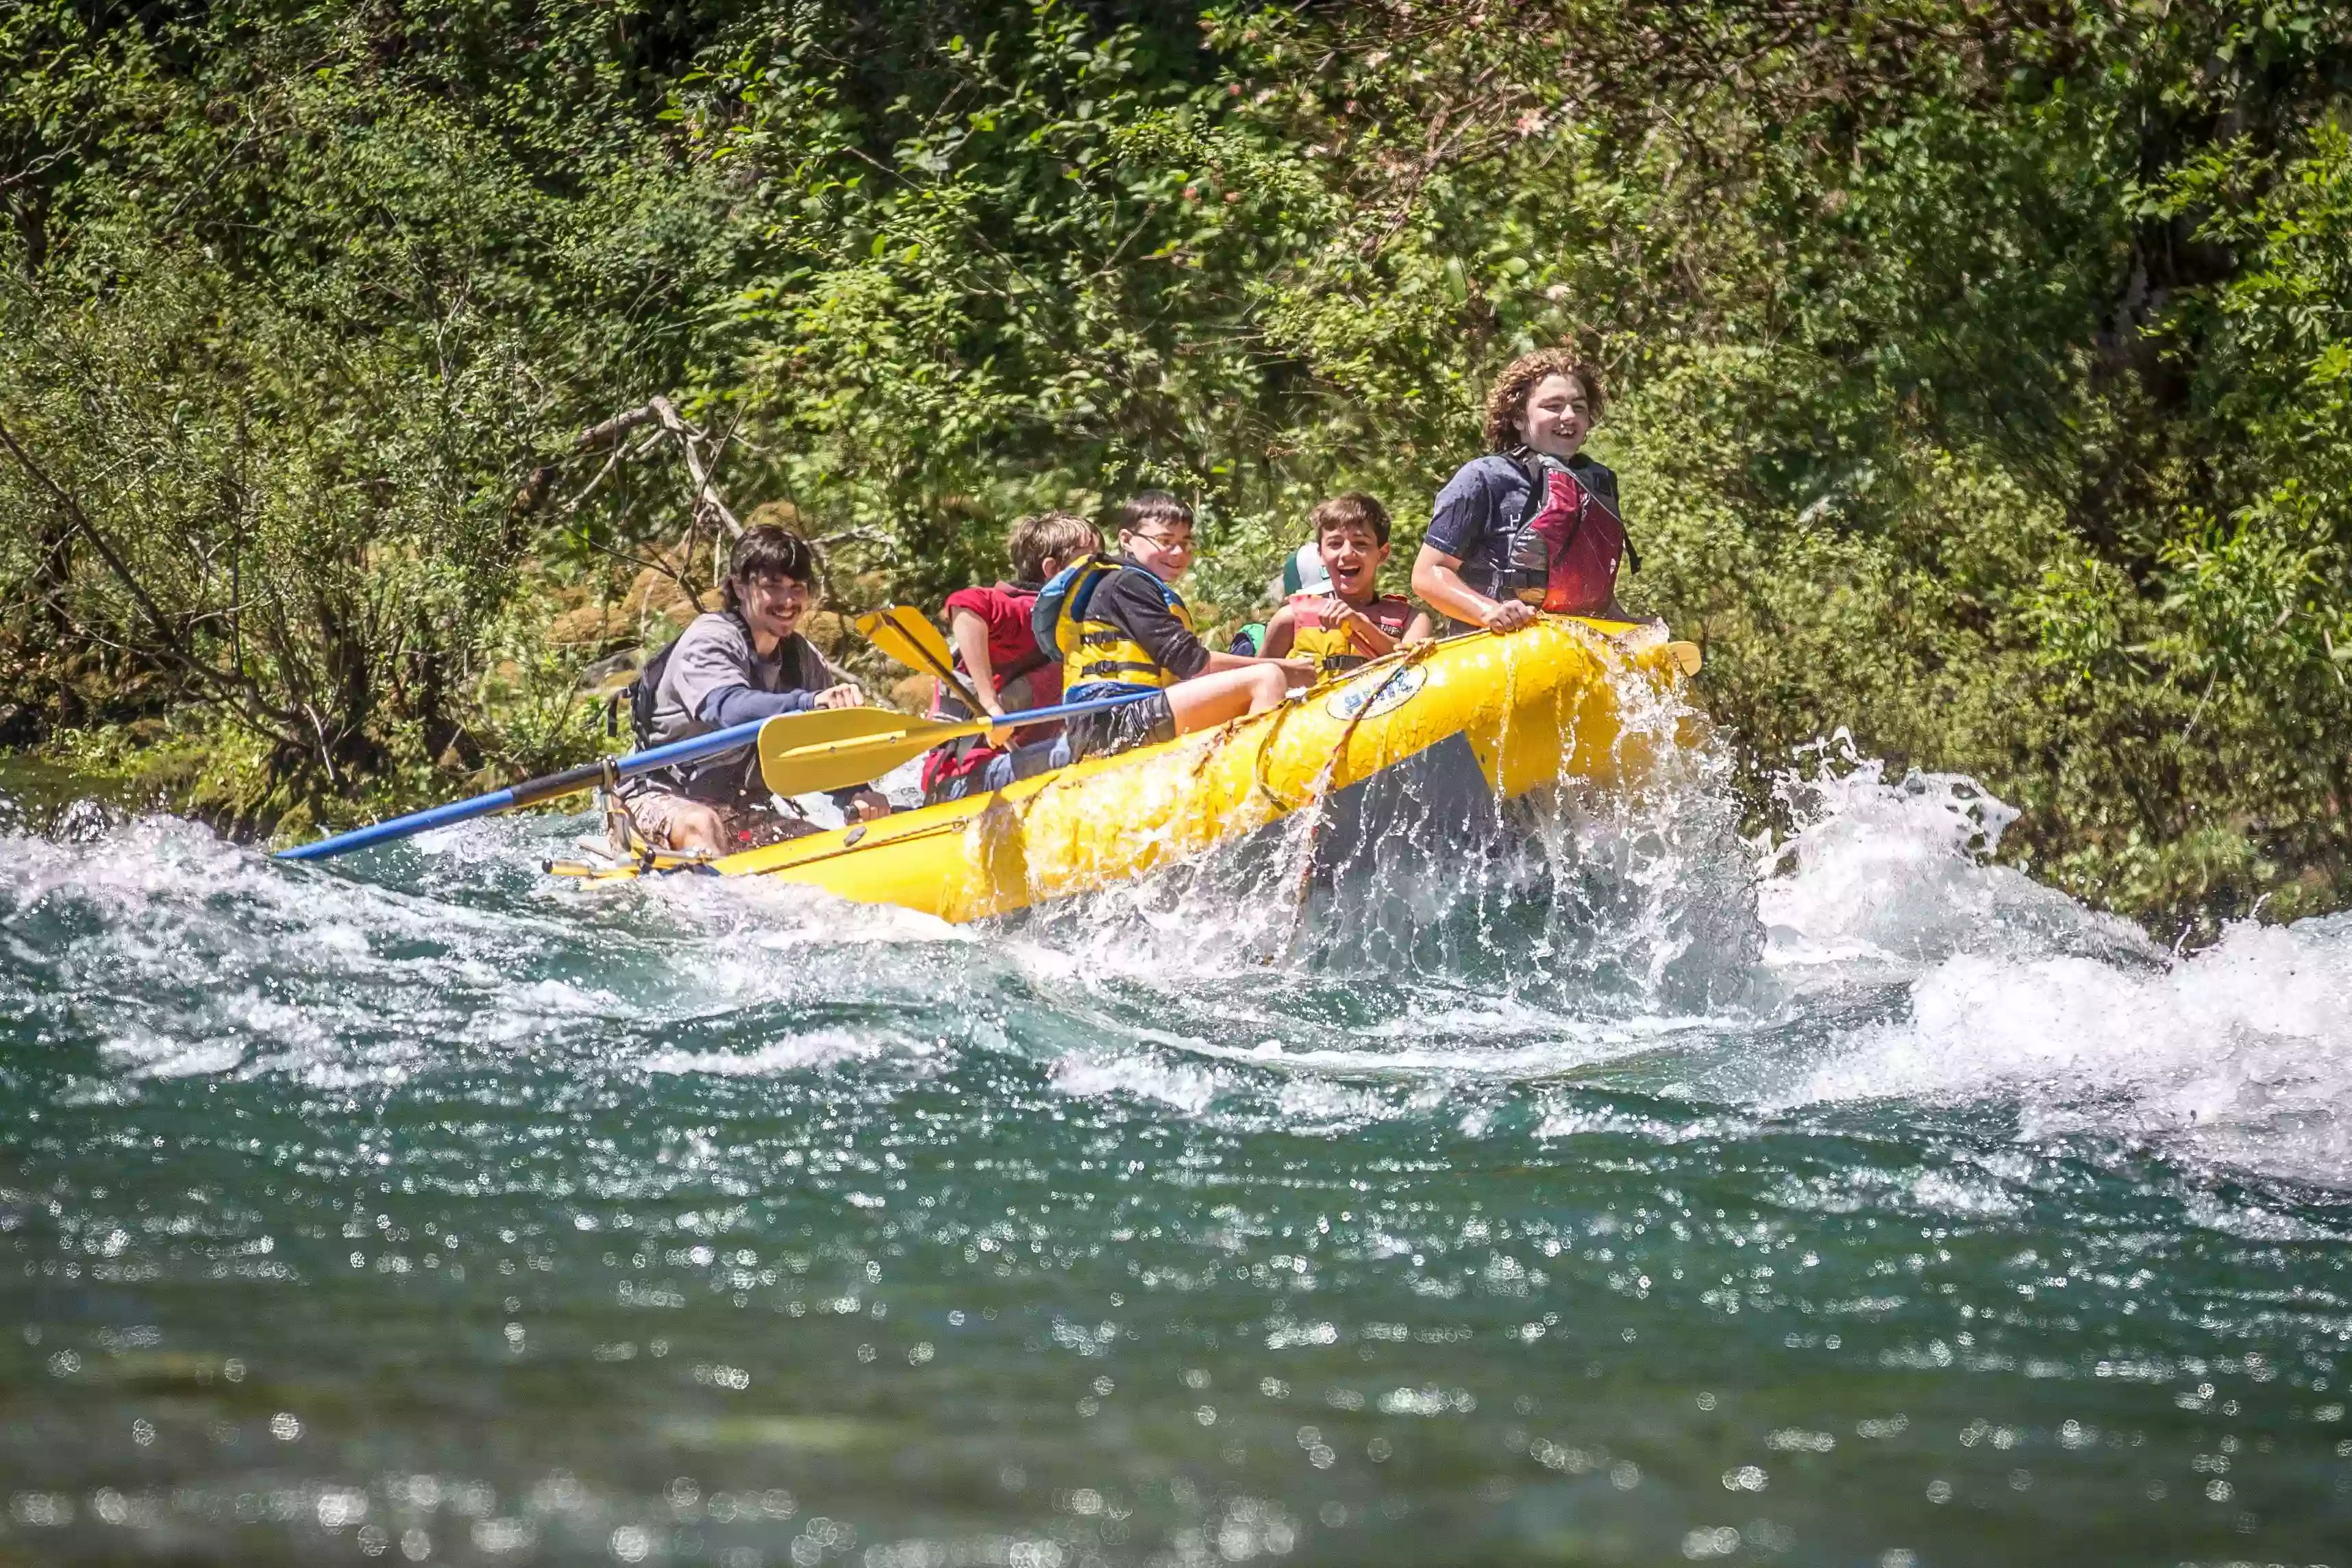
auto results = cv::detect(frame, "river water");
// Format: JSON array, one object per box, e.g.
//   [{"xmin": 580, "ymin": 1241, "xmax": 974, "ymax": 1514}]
[{"xmin": 4, "ymin": 698, "xmax": 2351, "ymax": 1566}]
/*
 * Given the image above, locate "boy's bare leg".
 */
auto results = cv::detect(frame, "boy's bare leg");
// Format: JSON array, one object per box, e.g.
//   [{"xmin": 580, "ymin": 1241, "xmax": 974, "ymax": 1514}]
[
  {"xmin": 1165, "ymin": 664, "xmax": 1289, "ymax": 735},
  {"xmin": 641, "ymin": 797, "xmax": 727, "ymax": 856}
]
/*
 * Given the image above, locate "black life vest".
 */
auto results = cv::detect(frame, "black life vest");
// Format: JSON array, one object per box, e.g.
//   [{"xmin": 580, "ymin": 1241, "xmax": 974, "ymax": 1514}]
[
  {"xmin": 615, "ymin": 634, "xmax": 758, "ymax": 803},
  {"xmin": 623, "ymin": 637, "xmax": 679, "ymax": 753},
  {"xmin": 611, "ymin": 614, "xmax": 826, "ymax": 805}
]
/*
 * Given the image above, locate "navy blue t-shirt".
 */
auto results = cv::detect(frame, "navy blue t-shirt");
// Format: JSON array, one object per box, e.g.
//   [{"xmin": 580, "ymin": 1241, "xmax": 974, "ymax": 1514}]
[{"xmin": 1425, "ymin": 453, "xmax": 1622, "ymax": 601}]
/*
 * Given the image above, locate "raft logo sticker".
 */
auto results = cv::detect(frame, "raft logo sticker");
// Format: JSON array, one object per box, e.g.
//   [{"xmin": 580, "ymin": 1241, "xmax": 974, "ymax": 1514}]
[{"xmin": 1325, "ymin": 664, "xmax": 1427, "ymax": 722}]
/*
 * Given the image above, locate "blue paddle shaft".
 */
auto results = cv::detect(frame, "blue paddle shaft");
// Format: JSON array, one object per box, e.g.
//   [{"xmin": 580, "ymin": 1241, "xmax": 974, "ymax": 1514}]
[
  {"xmin": 277, "ymin": 688, "xmax": 1165, "ymax": 864},
  {"xmin": 971, "ymin": 689, "xmax": 1158, "ymax": 732},
  {"xmin": 274, "ymin": 719, "xmax": 773, "ymax": 862}
]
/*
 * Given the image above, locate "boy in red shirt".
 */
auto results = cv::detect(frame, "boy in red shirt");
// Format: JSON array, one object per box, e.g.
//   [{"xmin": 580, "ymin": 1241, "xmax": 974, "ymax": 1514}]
[
  {"xmin": 1259, "ymin": 493, "xmax": 1433, "ymax": 680},
  {"xmin": 919, "ymin": 510, "xmax": 1102, "ymax": 804}
]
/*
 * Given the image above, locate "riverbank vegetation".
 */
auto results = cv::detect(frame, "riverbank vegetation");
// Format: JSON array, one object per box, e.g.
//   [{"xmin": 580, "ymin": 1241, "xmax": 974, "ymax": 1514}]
[{"xmin": 3, "ymin": 0, "xmax": 2348, "ymax": 933}]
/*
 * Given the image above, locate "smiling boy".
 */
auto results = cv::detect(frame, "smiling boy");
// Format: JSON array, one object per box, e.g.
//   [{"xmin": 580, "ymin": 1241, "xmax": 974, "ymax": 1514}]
[
  {"xmin": 1045, "ymin": 492, "xmax": 1313, "ymax": 762},
  {"xmin": 1259, "ymin": 493, "xmax": 1433, "ymax": 680},
  {"xmin": 1412, "ymin": 349, "xmax": 1633, "ymax": 635},
  {"xmin": 621, "ymin": 525, "xmax": 891, "ymax": 855}
]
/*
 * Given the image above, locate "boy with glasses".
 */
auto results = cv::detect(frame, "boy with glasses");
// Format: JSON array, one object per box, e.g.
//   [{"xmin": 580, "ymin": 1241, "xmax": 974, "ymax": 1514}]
[{"xmin": 1041, "ymin": 492, "xmax": 1312, "ymax": 762}]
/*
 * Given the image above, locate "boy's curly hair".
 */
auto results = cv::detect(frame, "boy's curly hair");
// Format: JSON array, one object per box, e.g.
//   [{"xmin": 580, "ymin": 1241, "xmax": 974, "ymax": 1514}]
[{"xmin": 1482, "ymin": 347, "xmax": 1607, "ymax": 453}]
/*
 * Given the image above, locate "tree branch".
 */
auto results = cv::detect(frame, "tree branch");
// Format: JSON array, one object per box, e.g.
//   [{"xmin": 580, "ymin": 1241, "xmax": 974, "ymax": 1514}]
[
  {"xmin": 649, "ymin": 395, "xmax": 742, "ymax": 539},
  {"xmin": 0, "ymin": 412, "xmax": 306, "ymax": 745}
]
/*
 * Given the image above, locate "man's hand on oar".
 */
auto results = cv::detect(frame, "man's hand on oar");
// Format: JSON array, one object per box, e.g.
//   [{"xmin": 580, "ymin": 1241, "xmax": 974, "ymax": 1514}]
[{"xmin": 758, "ymin": 690, "xmax": 1153, "ymax": 798}]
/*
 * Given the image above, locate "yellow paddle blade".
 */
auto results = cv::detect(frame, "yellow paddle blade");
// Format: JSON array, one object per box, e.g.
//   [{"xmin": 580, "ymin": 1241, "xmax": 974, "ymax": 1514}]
[
  {"xmin": 877, "ymin": 604, "xmax": 958, "ymax": 675},
  {"xmin": 763, "ymin": 706, "xmax": 935, "ymax": 749},
  {"xmin": 1667, "ymin": 640, "xmax": 1703, "ymax": 677},
  {"xmin": 762, "ymin": 732, "xmax": 955, "ymax": 798},
  {"xmin": 854, "ymin": 605, "xmax": 980, "ymax": 711},
  {"xmin": 756, "ymin": 705, "xmax": 983, "ymax": 798}
]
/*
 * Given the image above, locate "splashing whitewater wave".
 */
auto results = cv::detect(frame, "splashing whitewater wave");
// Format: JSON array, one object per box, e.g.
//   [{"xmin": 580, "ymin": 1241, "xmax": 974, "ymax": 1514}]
[
  {"xmin": 1745, "ymin": 745, "xmax": 2352, "ymax": 1188},
  {"xmin": 3, "ymin": 704, "xmax": 2350, "ymax": 1193}
]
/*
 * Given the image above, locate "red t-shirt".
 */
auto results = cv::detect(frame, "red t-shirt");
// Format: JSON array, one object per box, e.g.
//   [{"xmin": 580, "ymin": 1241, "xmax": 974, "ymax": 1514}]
[
  {"xmin": 921, "ymin": 584, "xmax": 1062, "ymax": 795},
  {"xmin": 943, "ymin": 584, "xmax": 1048, "ymax": 692}
]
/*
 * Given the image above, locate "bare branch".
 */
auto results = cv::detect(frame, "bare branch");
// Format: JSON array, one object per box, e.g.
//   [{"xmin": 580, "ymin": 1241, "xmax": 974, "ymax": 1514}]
[
  {"xmin": 573, "ymin": 402, "xmax": 664, "ymax": 452},
  {"xmin": 649, "ymin": 395, "xmax": 742, "ymax": 539},
  {"xmin": 810, "ymin": 525, "xmax": 898, "ymax": 555}
]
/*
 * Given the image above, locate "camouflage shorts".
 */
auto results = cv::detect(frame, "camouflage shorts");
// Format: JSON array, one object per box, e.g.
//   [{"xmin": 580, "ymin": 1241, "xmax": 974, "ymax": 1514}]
[{"xmin": 621, "ymin": 789, "xmax": 817, "ymax": 853}]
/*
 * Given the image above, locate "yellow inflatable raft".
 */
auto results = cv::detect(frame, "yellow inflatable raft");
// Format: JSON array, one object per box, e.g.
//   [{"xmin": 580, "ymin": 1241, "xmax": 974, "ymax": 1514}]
[{"xmin": 551, "ymin": 617, "xmax": 1698, "ymax": 922}]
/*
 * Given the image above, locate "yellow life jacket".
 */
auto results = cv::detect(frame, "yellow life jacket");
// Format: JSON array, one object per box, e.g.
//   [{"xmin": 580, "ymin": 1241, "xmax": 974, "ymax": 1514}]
[
  {"xmin": 1285, "ymin": 591, "xmax": 1415, "ymax": 680},
  {"xmin": 1038, "ymin": 555, "xmax": 1195, "ymax": 696}
]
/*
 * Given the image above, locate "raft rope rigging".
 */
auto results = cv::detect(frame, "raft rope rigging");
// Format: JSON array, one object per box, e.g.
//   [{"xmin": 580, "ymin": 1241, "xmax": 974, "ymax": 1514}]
[{"xmin": 1271, "ymin": 640, "xmax": 1442, "ymax": 952}]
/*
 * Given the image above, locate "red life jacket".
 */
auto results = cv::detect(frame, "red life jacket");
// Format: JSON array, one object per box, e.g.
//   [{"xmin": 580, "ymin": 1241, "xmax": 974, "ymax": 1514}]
[
  {"xmin": 1286, "ymin": 591, "xmax": 1415, "ymax": 678},
  {"xmin": 918, "ymin": 586, "xmax": 1059, "ymax": 799},
  {"xmin": 1501, "ymin": 455, "xmax": 1627, "ymax": 616}
]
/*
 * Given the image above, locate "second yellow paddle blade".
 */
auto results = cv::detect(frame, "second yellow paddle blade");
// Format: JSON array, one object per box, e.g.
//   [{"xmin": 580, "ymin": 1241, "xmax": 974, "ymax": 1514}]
[
  {"xmin": 878, "ymin": 606, "xmax": 958, "ymax": 673},
  {"xmin": 756, "ymin": 706, "xmax": 967, "ymax": 798},
  {"xmin": 854, "ymin": 605, "xmax": 979, "ymax": 708},
  {"xmin": 761, "ymin": 732, "xmax": 950, "ymax": 798}
]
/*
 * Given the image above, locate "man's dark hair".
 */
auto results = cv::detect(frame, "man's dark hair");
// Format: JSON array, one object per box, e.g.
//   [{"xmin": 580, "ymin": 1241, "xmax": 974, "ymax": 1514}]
[
  {"xmin": 1310, "ymin": 492, "xmax": 1391, "ymax": 547},
  {"xmin": 721, "ymin": 525, "xmax": 818, "ymax": 612},
  {"xmin": 1118, "ymin": 490, "xmax": 1194, "ymax": 536}
]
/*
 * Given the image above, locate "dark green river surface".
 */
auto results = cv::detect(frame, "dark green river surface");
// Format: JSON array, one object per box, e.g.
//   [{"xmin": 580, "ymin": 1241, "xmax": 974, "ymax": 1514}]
[{"xmin": 4, "ymin": 714, "xmax": 2351, "ymax": 1567}]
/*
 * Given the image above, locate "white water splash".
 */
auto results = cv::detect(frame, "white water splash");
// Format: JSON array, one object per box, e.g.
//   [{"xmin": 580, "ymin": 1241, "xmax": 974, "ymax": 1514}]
[
  {"xmin": 1752, "ymin": 741, "xmax": 2352, "ymax": 1187},
  {"xmin": 0, "ymin": 810, "xmax": 989, "ymax": 1089},
  {"xmin": 10, "ymin": 698, "xmax": 2352, "ymax": 1190},
  {"xmin": 1781, "ymin": 915, "xmax": 2352, "ymax": 1185},
  {"xmin": 641, "ymin": 1028, "xmax": 924, "ymax": 1077},
  {"xmin": 1754, "ymin": 735, "xmax": 2149, "ymax": 971}
]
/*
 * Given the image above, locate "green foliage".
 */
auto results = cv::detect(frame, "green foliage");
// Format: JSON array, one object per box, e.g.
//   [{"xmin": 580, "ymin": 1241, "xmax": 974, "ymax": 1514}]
[
  {"xmin": 0, "ymin": 0, "xmax": 741, "ymax": 816},
  {"xmin": 678, "ymin": 1, "xmax": 1351, "ymax": 605},
  {"xmin": 1199, "ymin": 0, "xmax": 2352, "ymax": 933},
  {"xmin": 2, "ymin": 0, "xmax": 2349, "ymax": 932}
]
